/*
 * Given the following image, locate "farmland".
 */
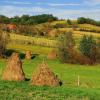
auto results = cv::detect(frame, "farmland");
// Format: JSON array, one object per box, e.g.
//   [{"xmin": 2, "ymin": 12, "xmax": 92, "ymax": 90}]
[
  {"xmin": 0, "ymin": 18, "xmax": 100, "ymax": 100},
  {"xmin": 0, "ymin": 55, "xmax": 100, "ymax": 100}
]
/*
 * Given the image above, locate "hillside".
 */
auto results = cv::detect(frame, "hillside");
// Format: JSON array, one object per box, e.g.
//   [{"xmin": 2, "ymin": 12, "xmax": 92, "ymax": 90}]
[{"xmin": 0, "ymin": 18, "xmax": 100, "ymax": 100}]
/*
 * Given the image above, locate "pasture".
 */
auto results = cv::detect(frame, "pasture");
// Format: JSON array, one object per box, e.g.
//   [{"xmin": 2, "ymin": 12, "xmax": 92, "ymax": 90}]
[
  {"xmin": 0, "ymin": 21, "xmax": 100, "ymax": 100},
  {"xmin": 0, "ymin": 55, "xmax": 100, "ymax": 100}
]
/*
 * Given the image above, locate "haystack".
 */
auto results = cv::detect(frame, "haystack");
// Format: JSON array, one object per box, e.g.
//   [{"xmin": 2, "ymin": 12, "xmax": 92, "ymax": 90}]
[
  {"xmin": 2, "ymin": 53, "xmax": 25, "ymax": 81},
  {"xmin": 31, "ymin": 61, "xmax": 61, "ymax": 86},
  {"xmin": 47, "ymin": 49, "xmax": 57, "ymax": 60},
  {"xmin": 25, "ymin": 51, "xmax": 31, "ymax": 60}
]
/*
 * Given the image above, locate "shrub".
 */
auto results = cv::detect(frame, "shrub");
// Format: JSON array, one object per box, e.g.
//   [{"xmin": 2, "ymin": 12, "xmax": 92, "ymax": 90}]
[
  {"xmin": 53, "ymin": 23, "xmax": 67, "ymax": 28},
  {"xmin": 16, "ymin": 25, "xmax": 35, "ymax": 36},
  {"xmin": 68, "ymin": 48, "xmax": 92, "ymax": 65},
  {"xmin": 67, "ymin": 19, "xmax": 72, "ymax": 25}
]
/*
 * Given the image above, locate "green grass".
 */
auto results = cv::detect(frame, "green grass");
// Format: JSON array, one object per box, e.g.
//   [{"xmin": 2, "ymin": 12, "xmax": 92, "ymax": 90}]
[
  {"xmin": 1, "ymin": 27, "xmax": 100, "ymax": 99},
  {"xmin": 7, "ymin": 44, "xmax": 53, "ymax": 55},
  {"xmin": 10, "ymin": 34, "xmax": 57, "ymax": 47},
  {"xmin": 0, "ymin": 56, "xmax": 100, "ymax": 100}
]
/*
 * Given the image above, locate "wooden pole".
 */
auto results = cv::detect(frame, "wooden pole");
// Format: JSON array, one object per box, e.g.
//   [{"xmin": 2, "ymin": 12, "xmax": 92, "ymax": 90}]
[{"xmin": 77, "ymin": 75, "xmax": 80, "ymax": 87}]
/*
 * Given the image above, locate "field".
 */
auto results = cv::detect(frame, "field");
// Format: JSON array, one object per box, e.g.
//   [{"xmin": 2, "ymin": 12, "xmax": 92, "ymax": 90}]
[
  {"xmin": 0, "ymin": 55, "xmax": 100, "ymax": 100},
  {"xmin": 0, "ymin": 21, "xmax": 100, "ymax": 99},
  {"xmin": 9, "ymin": 30, "xmax": 100, "ymax": 49}
]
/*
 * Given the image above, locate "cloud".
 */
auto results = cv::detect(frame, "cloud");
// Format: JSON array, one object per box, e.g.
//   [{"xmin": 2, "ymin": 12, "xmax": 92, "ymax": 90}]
[
  {"xmin": 52, "ymin": 9, "xmax": 100, "ymax": 20},
  {"xmin": 37, "ymin": 2, "xmax": 80, "ymax": 6},
  {"xmin": 0, "ymin": 6, "xmax": 46, "ymax": 17},
  {"xmin": 3, "ymin": 1, "xmax": 32, "ymax": 5},
  {"xmin": 47, "ymin": 3, "xmax": 80, "ymax": 6},
  {"xmin": 85, "ymin": 0, "xmax": 100, "ymax": 5},
  {"xmin": 0, "ymin": 5, "xmax": 100, "ymax": 20}
]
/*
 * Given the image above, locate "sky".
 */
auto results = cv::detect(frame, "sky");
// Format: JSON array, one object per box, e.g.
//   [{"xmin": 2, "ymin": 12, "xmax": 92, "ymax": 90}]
[{"xmin": 0, "ymin": 0, "xmax": 100, "ymax": 20}]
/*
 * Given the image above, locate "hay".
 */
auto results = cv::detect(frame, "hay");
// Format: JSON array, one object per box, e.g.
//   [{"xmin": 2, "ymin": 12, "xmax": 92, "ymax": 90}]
[
  {"xmin": 2, "ymin": 53, "xmax": 25, "ymax": 81},
  {"xmin": 25, "ymin": 51, "xmax": 31, "ymax": 60},
  {"xmin": 47, "ymin": 49, "xmax": 57, "ymax": 60},
  {"xmin": 31, "ymin": 61, "xmax": 61, "ymax": 86}
]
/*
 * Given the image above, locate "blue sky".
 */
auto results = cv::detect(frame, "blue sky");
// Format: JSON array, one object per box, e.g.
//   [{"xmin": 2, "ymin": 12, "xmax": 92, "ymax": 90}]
[{"xmin": 0, "ymin": 0, "xmax": 100, "ymax": 20}]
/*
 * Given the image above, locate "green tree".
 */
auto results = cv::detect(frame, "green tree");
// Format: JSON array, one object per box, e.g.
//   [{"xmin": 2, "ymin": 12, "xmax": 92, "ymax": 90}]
[
  {"xmin": 0, "ymin": 15, "xmax": 10, "ymax": 24},
  {"xmin": 67, "ymin": 19, "xmax": 72, "ymax": 25},
  {"xmin": 10, "ymin": 16, "xmax": 20, "ymax": 24},
  {"xmin": 96, "ymin": 38, "xmax": 100, "ymax": 63},
  {"xmin": 79, "ymin": 35, "xmax": 97, "ymax": 63}
]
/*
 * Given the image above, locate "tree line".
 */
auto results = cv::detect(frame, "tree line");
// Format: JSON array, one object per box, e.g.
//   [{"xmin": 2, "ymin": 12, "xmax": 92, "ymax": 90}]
[
  {"xmin": 0, "ymin": 14, "xmax": 58, "ymax": 25},
  {"xmin": 77, "ymin": 17, "xmax": 100, "ymax": 26}
]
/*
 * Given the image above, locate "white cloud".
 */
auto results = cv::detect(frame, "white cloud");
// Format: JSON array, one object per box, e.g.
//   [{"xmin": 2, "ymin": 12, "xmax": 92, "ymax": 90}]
[
  {"xmin": 3, "ymin": 1, "xmax": 32, "ymax": 5},
  {"xmin": 85, "ymin": 0, "xmax": 100, "ymax": 5},
  {"xmin": 37, "ymin": 2, "xmax": 80, "ymax": 6},
  {"xmin": 51, "ymin": 9, "xmax": 100, "ymax": 20},
  {"xmin": 0, "ymin": 5, "xmax": 100, "ymax": 20},
  {"xmin": 47, "ymin": 3, "xmax": 80, "ymax": 6},
  {"xmin": 0, "ymin": 6, "xmax": 46, "ymax": 17}
]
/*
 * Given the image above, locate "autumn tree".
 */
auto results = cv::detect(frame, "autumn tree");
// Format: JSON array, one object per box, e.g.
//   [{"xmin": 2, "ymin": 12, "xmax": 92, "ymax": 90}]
[
  {"xmin": 58, "ymin": 31, "xmax": 75, "ymax": 63},
  {"xmin": 0, "ymin": 31, "xmax": 10, "ymax": 57}
]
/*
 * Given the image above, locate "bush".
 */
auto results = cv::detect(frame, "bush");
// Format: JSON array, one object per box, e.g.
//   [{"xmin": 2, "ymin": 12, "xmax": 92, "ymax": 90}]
[
  {"xmin": 67, "ymin": 19, "xmax": 72, "ymax": 25},
  {"xmin": 68, "ymin": 48, "xmax": 92, "ymax": 65},
  {"xmin": 53, "ymin": 23, "xmax": 67, "ymax": 28},
  {"xmin": 16, "ymin": 25, "xmax": 36, "ymax": 36}
]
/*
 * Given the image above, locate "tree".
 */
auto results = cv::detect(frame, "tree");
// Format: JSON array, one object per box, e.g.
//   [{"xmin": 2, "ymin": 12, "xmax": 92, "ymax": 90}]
[
  {"xmin": 10, "ymin": 16, "xmax": 20, "ymax": 24},
  {"xmin": 96, "ymin": 38, "xmax": 100, "ymax": 63},
  {"xmin": 0, "ymin": 31, "xmax": 10, "ymax": 57},
  {"xmin": 77, "ymin": 17, "xmax": 87, "ymax": 24},
  {"xmin": 58, "ymin": 31, "xmax": 75, "ymax": 63},
  {"xmin": 77, "ymin": 17, "xmax": 100, "ymax": 26},
  {"xmin": 0, "ymin": 15, "xmax": 10, "ymax": 24},
  {"xmin": 0, "ymin": 14, "xmax": 58, "ymax": 25},
  {"xmin": 79, "ymin": 35, "xmax": 97, "ymax": 63},
  {"xmin": 67, "ymin": 19, "xmax": 72, "ymax": 25}
]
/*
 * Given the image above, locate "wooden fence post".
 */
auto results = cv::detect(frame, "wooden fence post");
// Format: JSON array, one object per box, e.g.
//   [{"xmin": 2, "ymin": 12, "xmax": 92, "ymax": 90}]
[{"xmin": 77, "ymin": 75, "xmax": 80, "ymax": 86}]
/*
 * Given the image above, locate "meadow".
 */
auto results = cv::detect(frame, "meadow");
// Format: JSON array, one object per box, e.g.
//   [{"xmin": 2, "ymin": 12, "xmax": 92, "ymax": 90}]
[
  {"xmin": 0, "ymin": 55, "xmax": 100, "ymax": 100},
  {"xmin": 0, "ymin": 20, "xmax": 100, "ymax": 100}
]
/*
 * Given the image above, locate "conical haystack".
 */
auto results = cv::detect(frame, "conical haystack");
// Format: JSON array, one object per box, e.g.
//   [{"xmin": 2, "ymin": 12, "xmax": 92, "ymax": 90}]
[
  {"xmin": 31, "ymin": 61, "xmax": 61, "ymax": 86},
  {"xmin": 2, "ymin": 53, "xmax": 25, "ymax": 81},
  {"xmin": 47, "ymin": 49, "xmax": 57, "ymax": 60},
  {"xmin": 25, "ymin": 51, "xmax": 31, "ymax": 60}
]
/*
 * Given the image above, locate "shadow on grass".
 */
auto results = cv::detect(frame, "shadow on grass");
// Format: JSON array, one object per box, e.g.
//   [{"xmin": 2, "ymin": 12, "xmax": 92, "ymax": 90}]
[
  {"xmin": 5, "ymin": 49, "xmax": 38, "ymax": 60},
  {"xmin": 25, "ymin": 78, "xmax": 30, "ymax": 81}
]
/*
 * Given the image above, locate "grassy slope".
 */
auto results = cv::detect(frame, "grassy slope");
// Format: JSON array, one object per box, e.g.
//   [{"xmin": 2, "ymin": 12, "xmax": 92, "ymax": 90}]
[
  {"xmin": 7, "ymin": 44, "xmax": 52, "ymax": 55},
  {"xmin": 0, "ymin": 56, "xmax": 100, "ymax": 100},
  {"xmin": 0, "ymin": 22, "xmax": 100, "ymax": 99},
  {"xmin": 51, "ymin": 20, "xmax": 100, "ymax": 37},
  {"xmin": 10, "ymin": 34, "xmax": 57, "ymax": 47}
]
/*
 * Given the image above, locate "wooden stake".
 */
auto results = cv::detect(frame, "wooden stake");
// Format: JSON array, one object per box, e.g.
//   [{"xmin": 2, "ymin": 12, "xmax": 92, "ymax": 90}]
[{"xmin": 77, "ymin": 75, "xmax": 80, "ymax": 86}]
